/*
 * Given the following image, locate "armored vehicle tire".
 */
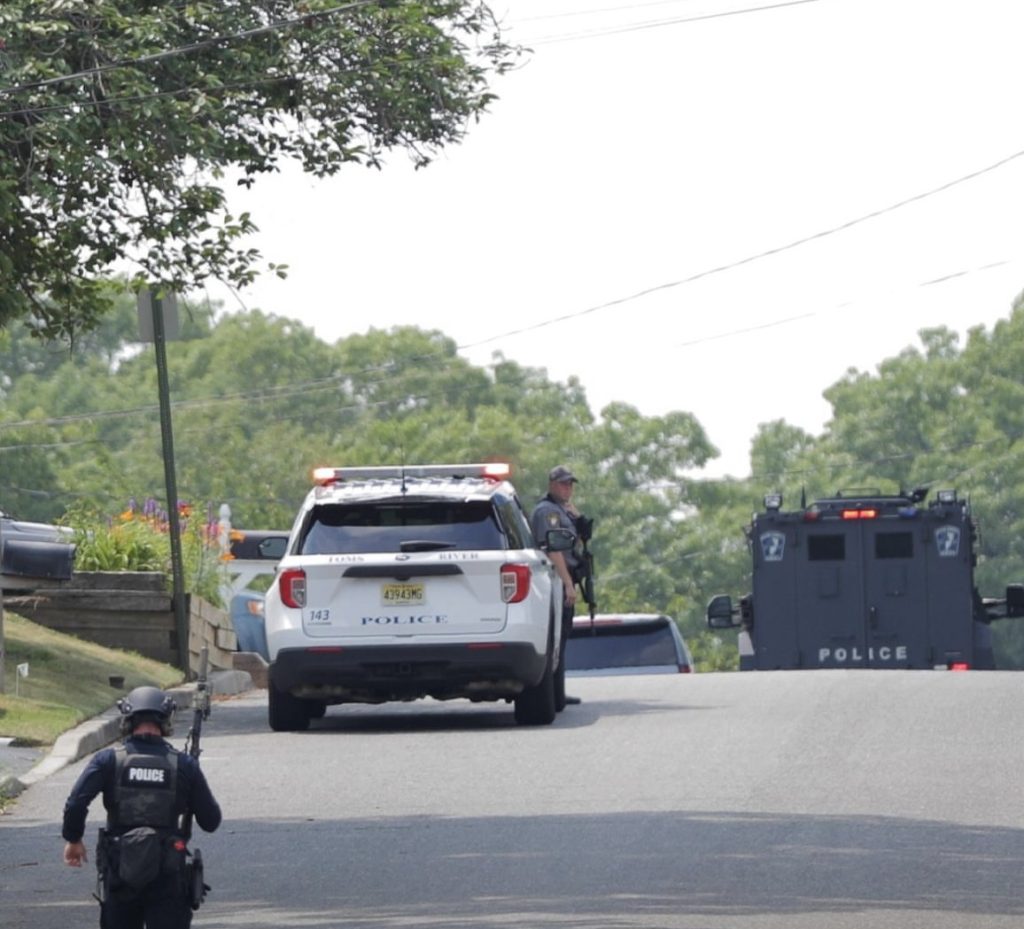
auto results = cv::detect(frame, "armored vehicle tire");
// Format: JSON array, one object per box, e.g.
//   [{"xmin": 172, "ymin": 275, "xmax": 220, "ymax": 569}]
[
  {"xmin": 514, "ymin": 627, "xmax": 556, "ymax": 726},
  {"xmin": 268, "ymin": 679, "xmax": 312, "ymax": 732},
  {"xmin": 308, "ymin": 701, "xmax": 327, "ymax": 719}
]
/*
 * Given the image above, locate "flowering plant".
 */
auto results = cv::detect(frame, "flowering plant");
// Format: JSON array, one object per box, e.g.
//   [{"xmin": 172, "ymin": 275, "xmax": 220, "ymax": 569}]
[{"xmin": 65, "ymin": 498, "xmax": 226, "ymax": 606}]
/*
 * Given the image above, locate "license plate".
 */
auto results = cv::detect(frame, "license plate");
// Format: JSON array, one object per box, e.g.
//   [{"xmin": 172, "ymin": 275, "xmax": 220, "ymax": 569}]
[{"xmin": 382, "ymin": 582, "xmax": 424, "ymax": 605}]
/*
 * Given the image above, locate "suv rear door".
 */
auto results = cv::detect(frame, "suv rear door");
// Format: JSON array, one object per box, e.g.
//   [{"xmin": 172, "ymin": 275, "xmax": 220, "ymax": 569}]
[{"xmin": 294, "ymin": 498, "xmax": 527, "ymax": 639}]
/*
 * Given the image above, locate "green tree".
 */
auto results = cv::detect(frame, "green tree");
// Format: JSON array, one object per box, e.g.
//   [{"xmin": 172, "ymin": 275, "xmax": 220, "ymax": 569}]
[
  {"xmin": 578, "ymin": 403, "xmax": 719, "ymax": 633},
  {"xmin": 0, "ymin": 1, "xmax": 520, "ymax": 338},
  {"xmin": 0, "ymin": 308, "xmax": 738, "ymax": 658}
]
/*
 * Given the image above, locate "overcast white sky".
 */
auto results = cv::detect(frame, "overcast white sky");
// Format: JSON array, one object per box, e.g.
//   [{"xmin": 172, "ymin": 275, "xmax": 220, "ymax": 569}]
[{"xmin": 204, "ymin": 0, "xmax": 1024, "ymax": 478}]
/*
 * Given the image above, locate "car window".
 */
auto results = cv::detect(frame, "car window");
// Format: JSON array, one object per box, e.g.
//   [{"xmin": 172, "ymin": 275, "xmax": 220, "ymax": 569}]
[
  {"xmin": 496, "ymin": 499, "xmax": 534, "ymax": 550},
  {"xmin": 566, "ymin": 624, "xmax": 681, "ymax": 670},
  {"xmin": 298, "ymin": 501, "xmax": 505, "ymax": 554}
]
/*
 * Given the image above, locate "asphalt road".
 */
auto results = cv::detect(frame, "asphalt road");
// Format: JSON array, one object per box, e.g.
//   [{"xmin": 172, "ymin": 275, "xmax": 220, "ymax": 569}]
[{"xmin": 3, "ymin": 670, "xmax": 1024, "ymax": 928}]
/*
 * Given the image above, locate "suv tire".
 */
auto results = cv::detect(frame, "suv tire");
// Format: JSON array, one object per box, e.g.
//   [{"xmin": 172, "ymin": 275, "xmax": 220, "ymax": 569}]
[
  {"xmin": 268, "ymin": 679, "xmax": 312, "ymax": 732},
  {"xmin": 514, "ymin": 626, "xmax": 557, "ymax": 726}
]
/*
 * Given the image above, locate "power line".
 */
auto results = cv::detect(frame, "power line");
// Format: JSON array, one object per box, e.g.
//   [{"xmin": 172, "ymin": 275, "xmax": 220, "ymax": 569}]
[
  {"xmin": 6, "ymin": 400, "xmax": 1023, "ymax": 508},
  {"xmin": 0, "ymin": 250, "xmax": 1017, "ymax": 442},
  {"xmin": 0, "ymin": 76, "xmax": 293, "ymax": 121},
  {"xmin": 458, "ymin": 147, "xmax": 1024, "ymax": 351},
  {"xmin": 2, "ymin": 145, "xmax": 1022, "ymax": 453},
  {"xmin": 524, "ymin": 0, "xmax": 823, "ymax": 45},
  {"xmin": 672, "ymin": 257, "xmax": 1022, "ymax": 349},
  {"xmin": 0, "ymin": 44, "xmax": 503, "ymax": 122},
  {"xmin": 517, "ymin": 0, "xmax": 718, "ymax": 23},
  {"xmin": 0, "ymin": 1, "xmax": 379, "ymax": 100}
]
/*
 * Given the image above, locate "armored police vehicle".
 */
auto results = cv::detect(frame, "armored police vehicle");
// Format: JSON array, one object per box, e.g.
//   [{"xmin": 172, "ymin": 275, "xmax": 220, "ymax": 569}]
[{"xmin": 707, "ymin": 487, "xmax": 1024, "ymax": 671}]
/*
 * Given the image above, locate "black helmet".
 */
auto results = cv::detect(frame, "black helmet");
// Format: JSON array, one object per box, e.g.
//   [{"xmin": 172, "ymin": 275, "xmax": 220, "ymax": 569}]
[{"xmin": 117, "ymin": 686, "xmax": 176, "ymax": 737}]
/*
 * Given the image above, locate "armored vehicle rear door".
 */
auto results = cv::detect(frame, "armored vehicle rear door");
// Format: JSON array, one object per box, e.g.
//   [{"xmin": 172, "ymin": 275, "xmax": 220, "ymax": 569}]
[
  {"xmin": 790, "ymin": 523, "xmax": 868, "ymax": 668},
  {"xmin": 856, "ymin": 520, "xmax": 928, "ymax": 667},
  {"xmin": 793, "ymin": 517, "xmax": 963, "ymax": 668},
  {"xmin": 779, "ymin": 518, "xmax": 931, "ymax": 668}
]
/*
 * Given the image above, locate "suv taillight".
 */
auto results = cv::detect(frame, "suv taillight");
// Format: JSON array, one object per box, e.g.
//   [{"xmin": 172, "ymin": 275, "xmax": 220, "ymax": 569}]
[
  {"xmin": 500, "ymin": 563, "xmax": 531, "ymax": 604},
  {"xmin": 279, "ymin": 568, "xmax": 307, "ymax": 608}
]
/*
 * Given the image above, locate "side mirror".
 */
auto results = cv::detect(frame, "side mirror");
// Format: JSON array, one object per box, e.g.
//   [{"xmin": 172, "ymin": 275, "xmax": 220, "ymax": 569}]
[
  {"xmin": 1006, "ymin": 584, "xmax": 1024, "ymax": 618},
  {"xmin": 229, "ymin": 531, "xmax": 290, "ymax": 561},
  {"xmin": 545, "ymin": 528, "xmax": 576, "ymax": 553},
  {"xmin": 706, "ymin": 594, "xmax": 739, "ymax": 629},
  {"xmin": 258, "ymin": 536, "xmax": 289, "ymax": 561}
]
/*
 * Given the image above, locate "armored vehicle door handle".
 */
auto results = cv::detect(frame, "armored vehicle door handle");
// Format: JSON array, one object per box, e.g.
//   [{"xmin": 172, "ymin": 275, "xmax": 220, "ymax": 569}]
[{"xmin": 869, "ymin": 606, "xmax": 878, "ymax": 629}]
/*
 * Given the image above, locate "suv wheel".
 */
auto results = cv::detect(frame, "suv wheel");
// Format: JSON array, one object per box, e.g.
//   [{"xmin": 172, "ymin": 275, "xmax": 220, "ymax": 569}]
[
  {"xmin": 268, "ymin": 679, "xmax": 312, "ymax": 732},
  {"xmin": 514, "ymin": 627, "xmax": 557, "ymax": 726}
]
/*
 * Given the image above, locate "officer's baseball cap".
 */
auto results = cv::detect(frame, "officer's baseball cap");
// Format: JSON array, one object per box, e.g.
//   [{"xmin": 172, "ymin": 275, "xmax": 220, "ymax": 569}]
[{"xmin": 548, "ymin": 465, "xmax": 578, "ymax": 483}]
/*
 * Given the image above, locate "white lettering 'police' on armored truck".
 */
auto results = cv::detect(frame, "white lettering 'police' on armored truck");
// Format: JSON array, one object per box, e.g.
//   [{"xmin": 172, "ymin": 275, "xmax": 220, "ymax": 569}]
[{"xmin": 706, "ymin": 488, "xmax": 1024, "ymax": 671}]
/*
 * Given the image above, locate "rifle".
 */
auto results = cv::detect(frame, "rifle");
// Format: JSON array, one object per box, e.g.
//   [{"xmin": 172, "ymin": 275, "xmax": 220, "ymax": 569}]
[
  {"xmin": 575, "ymin": 515, "xmax": 597, "ymax": 627},
  {"xmin": 181, "ymin": 646, "xmax": 212, "ymax": 911}
]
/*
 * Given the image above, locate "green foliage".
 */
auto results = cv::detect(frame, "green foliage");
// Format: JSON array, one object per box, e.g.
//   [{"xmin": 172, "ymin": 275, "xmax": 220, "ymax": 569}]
[
  {"xmin": 5, "ymin": 288, "xmax": 1024, "ymax": 671},
  {"xmin": 689, "ymin": 630, "xmax": 739, "ymax": 673},
  {"xmin": 67, "ymin": 504, "xmax": 164, "ymax": 572},
  {"xmin": 64, "ymin": 499, "xmax": 226, "ymax": 606},
  {"xmin": 0, "ymin": 1, "xmax": 521, "ymax": 338},
  {"xmin": 0, "ymin": 303, "xmax": 729, "ymax": 647}
]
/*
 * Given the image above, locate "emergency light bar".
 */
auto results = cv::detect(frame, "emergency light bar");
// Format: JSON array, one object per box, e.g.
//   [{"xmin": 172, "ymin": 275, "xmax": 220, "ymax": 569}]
[
  {"xmin": 312, "ymin": 463, "xmax": 511, "ymax": 485},
  {"xmin": 841, "ymin": 508, "xmax": 878, "ymax": 520}
]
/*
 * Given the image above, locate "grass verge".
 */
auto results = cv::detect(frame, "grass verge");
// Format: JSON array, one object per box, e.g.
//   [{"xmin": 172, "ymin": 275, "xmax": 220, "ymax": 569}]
[{"xmin": 0, "ymin": 611, "xmax": 183, "ymax": 746}]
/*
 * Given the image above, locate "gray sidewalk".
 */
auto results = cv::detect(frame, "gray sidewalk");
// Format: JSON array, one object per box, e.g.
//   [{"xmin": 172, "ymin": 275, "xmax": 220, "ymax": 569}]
[{"xmin": 0, "ymin": 669, "xmax": 252, "ymax": 798}]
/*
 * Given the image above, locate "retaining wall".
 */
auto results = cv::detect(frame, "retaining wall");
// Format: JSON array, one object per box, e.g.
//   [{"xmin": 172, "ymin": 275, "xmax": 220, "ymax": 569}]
[{"xmin": 4, "ymin": 571, "xmax": 236, "ymax": 673}]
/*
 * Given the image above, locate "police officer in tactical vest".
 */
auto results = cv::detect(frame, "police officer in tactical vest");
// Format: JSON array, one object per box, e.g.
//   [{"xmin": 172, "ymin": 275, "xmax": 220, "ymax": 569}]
[{"xmin": 62, "ymin": 686, "xmax": 222, "ymax": 928}]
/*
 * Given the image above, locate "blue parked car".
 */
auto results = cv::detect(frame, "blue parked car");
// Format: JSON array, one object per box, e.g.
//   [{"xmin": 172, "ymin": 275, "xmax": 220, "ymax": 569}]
[
  {"xmin": 224, "ymin": 529, "xmax": 288, "ymax": 663},
  {"xmin": 230, "ymin": 591, "xmax": 268, "ymax": 661}
]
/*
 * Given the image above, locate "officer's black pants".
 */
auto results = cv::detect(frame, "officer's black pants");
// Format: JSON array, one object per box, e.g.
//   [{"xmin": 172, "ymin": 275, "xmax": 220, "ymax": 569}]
[
  {"xmin": 100, "ymin": 879, "xmax": 192, "ymax": 929},
  {"xmin": 561, "ymin": 602, "xmax": 575, "ymax": 648}
]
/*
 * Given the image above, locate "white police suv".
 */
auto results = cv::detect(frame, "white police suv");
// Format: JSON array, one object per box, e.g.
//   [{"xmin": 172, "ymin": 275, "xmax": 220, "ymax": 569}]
[{"xmin": 263, "ymin": 463, "xmax": 575, "ymax": 730}]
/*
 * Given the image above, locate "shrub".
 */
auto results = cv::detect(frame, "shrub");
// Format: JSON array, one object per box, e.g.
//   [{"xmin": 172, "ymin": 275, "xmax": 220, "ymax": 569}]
[{"xmin": 64, "ymin": 498, "xmax": 226, "ymax": 606}]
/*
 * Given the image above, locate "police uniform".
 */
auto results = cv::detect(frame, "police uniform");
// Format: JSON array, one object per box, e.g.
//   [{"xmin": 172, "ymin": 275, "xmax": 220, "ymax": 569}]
[
  {"xmin": 531, "ymin": 466, "xmax": 590, "ymax": 710},
  {"xmin": 531, "ymin": 465, "xmax": 587, "ymax": 631},
  {"xmin": 530, "ymin": 494, "xmax": 582, "ymax": 585},
  {"xmin": 62, "ymin": 732, "xmax": 221, "ymax": 929}
]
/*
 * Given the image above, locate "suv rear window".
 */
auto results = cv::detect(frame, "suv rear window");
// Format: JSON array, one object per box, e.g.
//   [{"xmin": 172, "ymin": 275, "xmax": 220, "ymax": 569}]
[
  {"xmin": 566, "ymin": 623, "xmax": 681, "ymax": 671},
  {"xmin": 298, "ymin": 501, "xmax": 505, "ymax": 555}
]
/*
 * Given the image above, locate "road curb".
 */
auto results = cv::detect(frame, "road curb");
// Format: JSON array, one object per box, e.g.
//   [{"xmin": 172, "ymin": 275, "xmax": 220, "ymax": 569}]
[{"xmin": 0, "ymin": 669, "xmax": 252, "ymax": 799}]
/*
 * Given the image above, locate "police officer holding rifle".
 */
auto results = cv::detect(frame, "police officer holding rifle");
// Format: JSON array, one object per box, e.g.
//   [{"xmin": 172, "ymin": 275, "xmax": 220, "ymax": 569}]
[
  {"xmin": 531, "ymin": 465, "xmax": 597, "ymax": 707},
  {"xmin": 62, "ymin": 650, "xmax": 221, "ymax": 928}
]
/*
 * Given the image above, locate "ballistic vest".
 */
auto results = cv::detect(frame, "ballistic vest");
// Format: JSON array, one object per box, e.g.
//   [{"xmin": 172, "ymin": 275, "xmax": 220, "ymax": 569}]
[{"xmin": 110, "ymin": 744, "xmax": 180, "ymax": 831}]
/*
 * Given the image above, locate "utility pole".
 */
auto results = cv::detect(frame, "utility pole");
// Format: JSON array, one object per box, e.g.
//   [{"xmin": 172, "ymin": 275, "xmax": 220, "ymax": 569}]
[
  {"xmin": 139, "ymin": 289, "xmax": 189, "ymax": 673},
  {"xmin": 0, "ymin": 517, "xmax": 5, "ymax": 694}
]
